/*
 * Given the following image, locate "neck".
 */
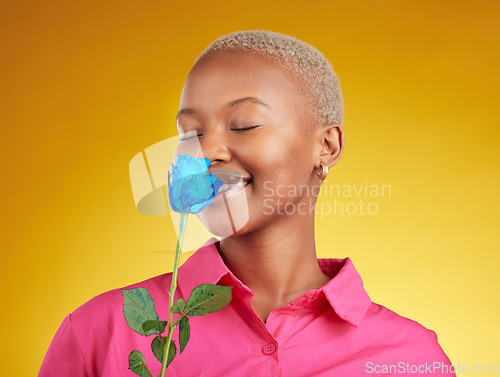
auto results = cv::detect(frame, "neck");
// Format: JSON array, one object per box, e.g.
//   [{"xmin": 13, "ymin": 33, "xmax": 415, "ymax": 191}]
[{"xmin": 218, "ymin": 211, "xmax": 331, "ymax": 322}]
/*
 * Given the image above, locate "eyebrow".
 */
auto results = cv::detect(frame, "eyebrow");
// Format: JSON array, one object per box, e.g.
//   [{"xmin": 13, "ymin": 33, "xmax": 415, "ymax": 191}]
[{"xmin": 176, "ymin": 96, "xmax": 271, "ymax": 121}]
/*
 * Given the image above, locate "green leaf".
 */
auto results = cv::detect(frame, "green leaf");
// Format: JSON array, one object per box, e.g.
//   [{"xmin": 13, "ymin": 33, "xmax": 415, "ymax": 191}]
[
  {"xmin": 122, "ymin": 288, "xmax": 159, "ymax": 336},
  {"xmin": 172, "ymin": 298, "xmax": 186, "ymax": 314},
  {"xmin": 128, "ymin": 350, "xmax": 152, "ymax": 377},
  {"xmin": 184, "ymin": 284, "xmax": 232, "ymax": 317},
  {"xmin": 178, "ymin": 316, "xmax": 190, "ymax": 353},
  {"xmin": 142, "ymin": 320, "xmax": 168, "ymax": 335},
  {"xmin": 151, "ymin": 336, "xmax": 176, "ymax": 367}
]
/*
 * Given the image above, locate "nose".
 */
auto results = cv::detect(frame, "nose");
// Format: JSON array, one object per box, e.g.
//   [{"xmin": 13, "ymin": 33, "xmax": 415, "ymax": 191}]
[{"xmin": 195, "ymin": 128, "xmax": 231, "ymax": 165}]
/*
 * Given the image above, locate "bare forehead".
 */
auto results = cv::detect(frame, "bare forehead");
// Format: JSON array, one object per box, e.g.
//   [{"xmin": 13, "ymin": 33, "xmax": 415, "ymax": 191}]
[
  {"xmin": 187, "ymin": 50, "xmax": 303, "ymax": 89},
  {"xmin": 179, "ymin": 50, "xmax": 314, "ymax": 126},
  {"xmin": 183, "ymin": 51, "xmax": 309, "ymax": 112}
]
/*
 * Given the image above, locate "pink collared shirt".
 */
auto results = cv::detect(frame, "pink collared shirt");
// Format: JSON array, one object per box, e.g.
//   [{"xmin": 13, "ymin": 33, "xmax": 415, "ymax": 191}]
[{"xmin": 39, "ymin": 238, "xmax": 456, "ymax": 376}]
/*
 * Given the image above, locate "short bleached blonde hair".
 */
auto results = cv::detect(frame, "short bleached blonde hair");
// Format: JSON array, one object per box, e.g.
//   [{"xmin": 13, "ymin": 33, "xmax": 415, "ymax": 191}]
[{"xmin": 193, "ymin": 30, "xmax": 343, "ymax": 128}]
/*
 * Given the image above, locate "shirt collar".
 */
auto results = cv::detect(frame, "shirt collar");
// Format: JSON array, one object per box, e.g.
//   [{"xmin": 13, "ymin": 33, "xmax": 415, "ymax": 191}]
[
  {"xmin": 177, "ymin": 237, "xmax": 231, "ymax": 297},
  {"xmin": 177, "ymin": 237, "xmax": 371, "ymax": 328},
  {"xmin": 317, "ymin": 257, "xmax": 372, "ymax": 327}
]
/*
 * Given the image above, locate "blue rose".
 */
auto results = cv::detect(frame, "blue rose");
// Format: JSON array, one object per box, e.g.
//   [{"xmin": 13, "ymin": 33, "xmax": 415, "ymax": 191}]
[{"xmin": 167, "ymin": 154, "xmax": 224, "ymax": 214}]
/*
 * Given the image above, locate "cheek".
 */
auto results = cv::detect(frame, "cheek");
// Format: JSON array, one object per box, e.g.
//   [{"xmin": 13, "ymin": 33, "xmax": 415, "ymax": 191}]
[
  {"xmin": 275, "ymin": 132, "xmax": 312, "ymax": 177},
  {"xmin": 251, "ymin": 135, "xmax": 310, "ymax": 193},
  {"xmin": 236, "ymin": 132, "xmax": 283, "ymax": 176}
]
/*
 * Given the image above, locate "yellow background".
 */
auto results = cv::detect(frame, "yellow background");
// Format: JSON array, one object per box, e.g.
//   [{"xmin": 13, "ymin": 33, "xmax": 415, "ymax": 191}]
[{"xmin": 1, "ymin": 0, "xmax": 499, "ymax": 375}]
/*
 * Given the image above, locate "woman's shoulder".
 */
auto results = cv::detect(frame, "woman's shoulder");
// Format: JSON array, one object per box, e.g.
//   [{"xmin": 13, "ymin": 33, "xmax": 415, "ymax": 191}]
[
  {"xmin": 39, "ymin": 273, "xmax": 175, "ymax": 376},
  {"xmin": 366, "ymin": 301, "xmax": 437, "ymax": 336},
  {"xmin": 71, "ymin": 272, "xmax": 173, "ymax": 325},
  {"xmin": 363, "ymin": 301, "xmax": 452, "ymax": 364}
]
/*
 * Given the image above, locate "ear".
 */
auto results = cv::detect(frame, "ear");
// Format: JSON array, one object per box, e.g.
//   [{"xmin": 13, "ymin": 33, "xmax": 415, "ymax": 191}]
[{"xmin": 317, "ymin": 123, "xmax": 345, "ymax": 168}]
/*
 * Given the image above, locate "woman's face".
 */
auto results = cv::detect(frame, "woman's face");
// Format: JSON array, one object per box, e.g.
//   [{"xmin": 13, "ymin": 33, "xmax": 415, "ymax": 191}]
[{"xmin": 176, "ymin": 50, "xmax": 324, "ymax": 236}]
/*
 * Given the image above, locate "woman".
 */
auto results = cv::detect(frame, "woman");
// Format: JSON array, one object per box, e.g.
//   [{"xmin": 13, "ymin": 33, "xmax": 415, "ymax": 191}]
[{"xmin": 39, "ymin": 30, "xmax": 455, "ymax": 376}]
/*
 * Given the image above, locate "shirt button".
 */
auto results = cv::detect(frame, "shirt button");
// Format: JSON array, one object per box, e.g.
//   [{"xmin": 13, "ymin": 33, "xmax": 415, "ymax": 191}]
[{"xmin": 262, "ymin": 344, "xmax": 276, "ymax": 355}]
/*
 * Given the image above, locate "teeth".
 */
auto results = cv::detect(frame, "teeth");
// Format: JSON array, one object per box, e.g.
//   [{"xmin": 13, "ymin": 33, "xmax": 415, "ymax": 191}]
[{"xmin": 218, "ymin": 181, "xmax": 246, "ymax": 193}]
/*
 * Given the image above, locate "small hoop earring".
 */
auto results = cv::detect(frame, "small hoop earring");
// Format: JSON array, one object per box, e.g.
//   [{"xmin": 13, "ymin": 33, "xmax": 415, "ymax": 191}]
[{"xmin": 317, "ymin": 162, "xmax": 329, "ymax": 180}]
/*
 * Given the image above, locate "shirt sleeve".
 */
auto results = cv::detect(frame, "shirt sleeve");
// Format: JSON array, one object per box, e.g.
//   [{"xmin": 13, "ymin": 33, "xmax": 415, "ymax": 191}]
[
  {"xmin": 38, "ymin": 313, "xmax": 88, "ymax": 377},
  {"xmin": 421, "ymin": 329, "xmax": 457, "ymax": 377}
]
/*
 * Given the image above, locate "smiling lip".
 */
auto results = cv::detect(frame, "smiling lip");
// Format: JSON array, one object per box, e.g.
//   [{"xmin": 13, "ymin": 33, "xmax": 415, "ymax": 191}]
[
  {"xmin": 211, "ymin": 179, "xmax": 251, "ymax": 205},
  {"xmin": 205, "ymin": 167, "xmax": 251, "ymax": 205}
]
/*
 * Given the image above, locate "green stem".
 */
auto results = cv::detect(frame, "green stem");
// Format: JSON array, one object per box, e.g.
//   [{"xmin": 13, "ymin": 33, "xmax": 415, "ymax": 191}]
[{"xmin": 160, "ymin": 212, "xmax": 189, "ymax": 377}]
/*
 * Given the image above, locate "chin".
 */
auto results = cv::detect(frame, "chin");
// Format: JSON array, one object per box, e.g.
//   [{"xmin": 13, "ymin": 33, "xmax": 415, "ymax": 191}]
[{"xmin": 196, "ymin": 189, "xmax": 250, "ymax": 237}]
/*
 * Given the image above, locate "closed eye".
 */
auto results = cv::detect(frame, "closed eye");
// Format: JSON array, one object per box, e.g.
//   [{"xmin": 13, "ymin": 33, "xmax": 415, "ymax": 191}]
[
  {"xmin": 231, "ymin": 125, "xmax": 260, "ymax": 131},
  {"xmin": 179, "ymin": 133, "xmax": 202, "ymax": 142},
  {"xmin": 179, "ymin": 125, "xmax": 260, "ymax": 141}
]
